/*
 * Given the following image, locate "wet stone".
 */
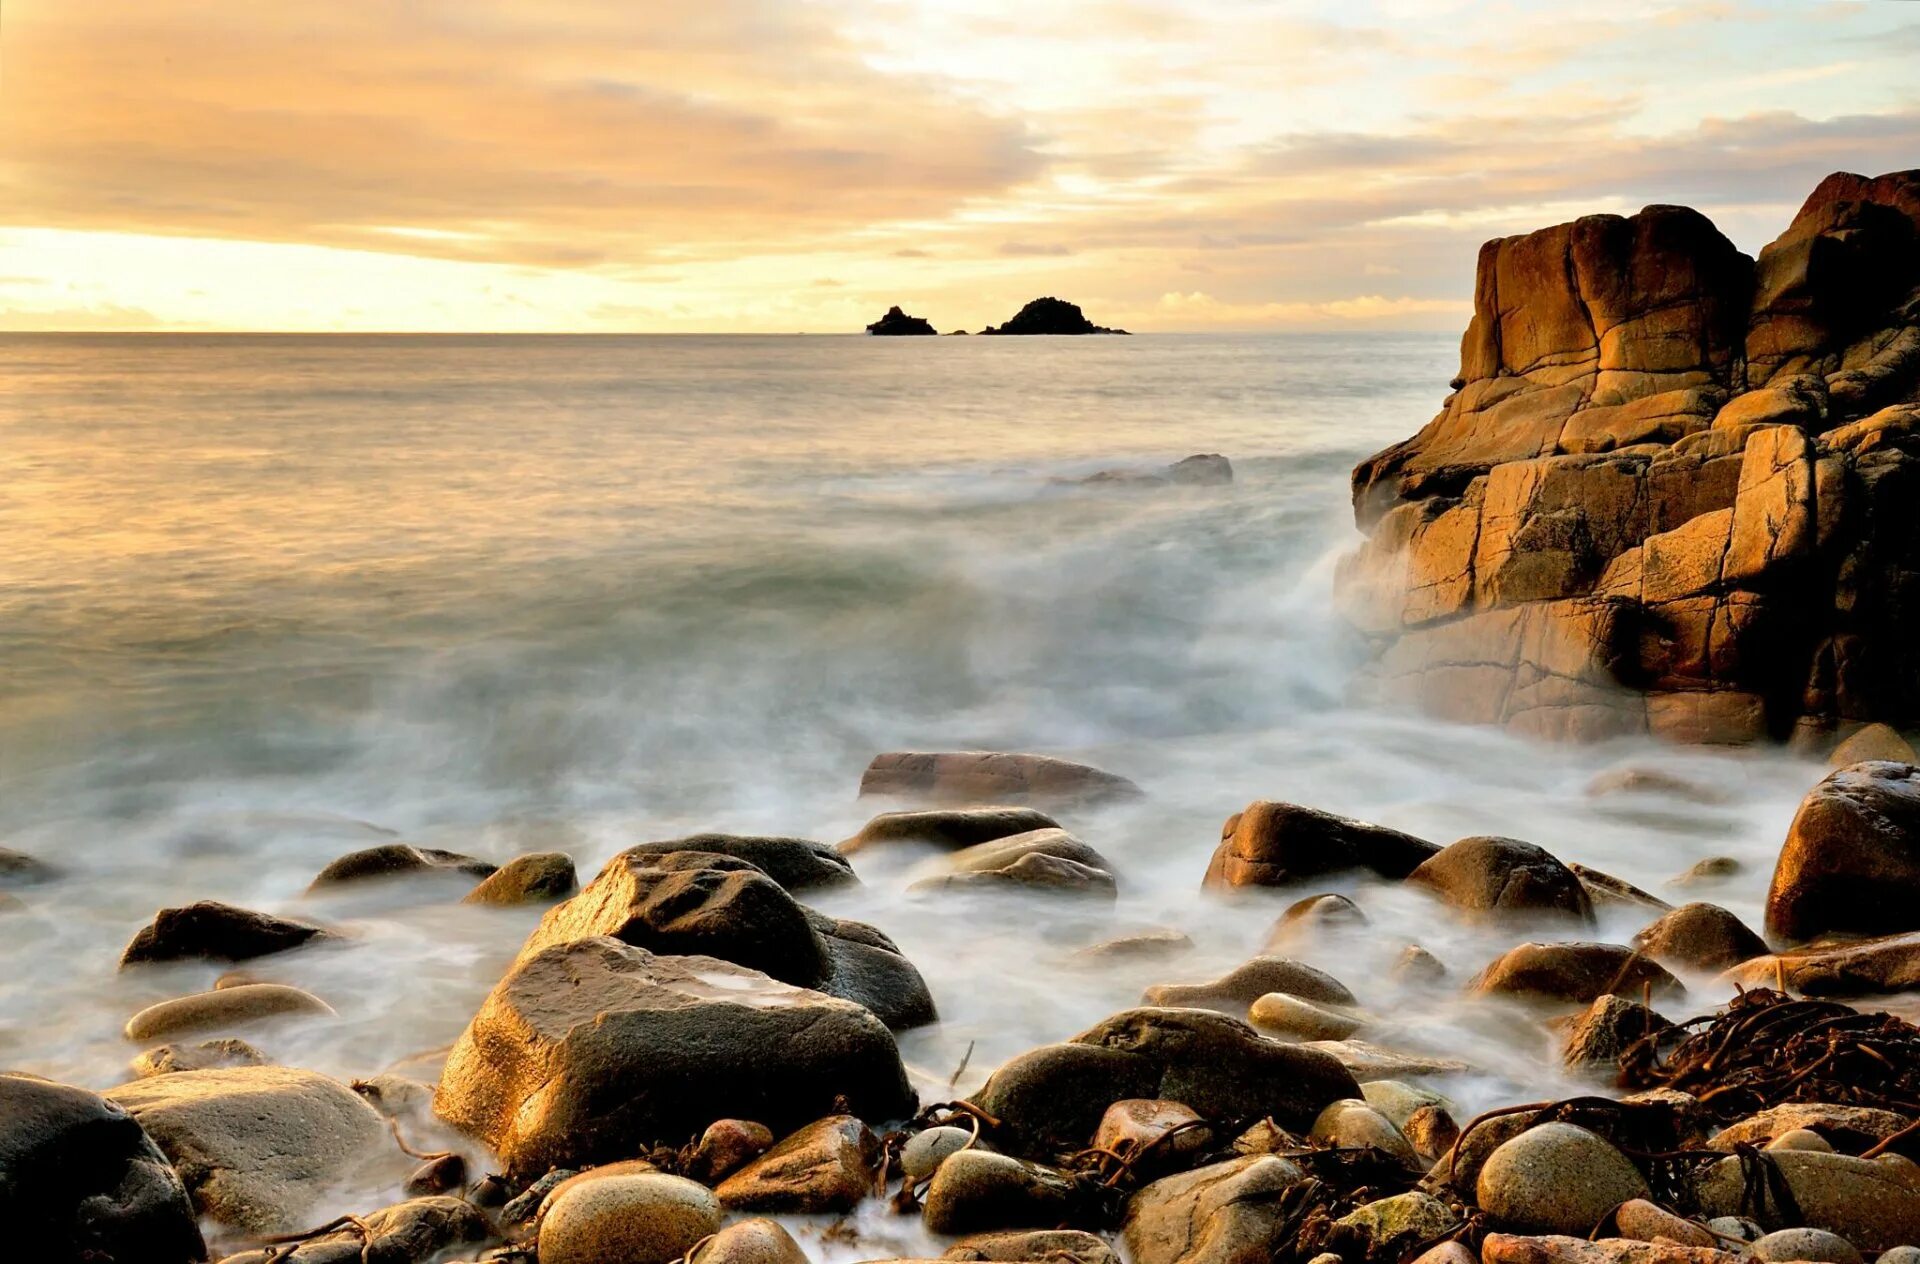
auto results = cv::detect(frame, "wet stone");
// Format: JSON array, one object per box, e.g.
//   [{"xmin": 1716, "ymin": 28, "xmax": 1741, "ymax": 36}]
[
  {"xmin": 903, "ymin": 1125, "xmax": 977, "ymax": 1183},
  {"xmin": 1475, "ymin": 1122, "xmax": 1649, "ymax": 1236},
  {"xmin": 688, "ymin": 1119, "xmax": 775, "ymax": 1183},
  {"xmin": 715, "ymin": 1114, "xmax": 879, "ymax": 1214},
  {"xmin": 1752, "ymin": 1229, "xmax": 1863, "ymax": 1264},
  {"xmin": 921, "ymin": 1150, "xmax": 1082, "ymax": 1235},
  {"xmin": 944, "ymin": 1229, "xmax": 1118, "ymax": 1264},
  {"xmin": 537, "ymin": 1171, "xmax": 723, "ymax": 1264},
  {"xmin": 120, "ymin": 901, "xmax": 334, "ymax": 968},
  {"xmin": 129, "ymin": 1037, "xmax": 268, "ymax": 1079},
  {"xmin": 464, "ymin": 850, "xmax": 579, "ymax": 905}
]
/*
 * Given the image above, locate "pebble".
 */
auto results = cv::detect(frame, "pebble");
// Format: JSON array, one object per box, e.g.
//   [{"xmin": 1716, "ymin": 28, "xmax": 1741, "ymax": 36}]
[
  {"xmin": 1878, "ymin": 1250, "xmax": 1920, "ymax": 1264},
  {"xmin": 536, "ymin": 1172, "xmax": 721, "ymax": 1264},
  {"xmin": 903, "ymin": 1125, "xmax": 978, "ymax": 1182},
  {"xmin": 1768, "ymin": 1127, "xmax": 1834, "ymax": 1152},
  {"xmin": 688, "ymin": 1119, "xmax": 775, "ymax": 1183},
  {"xmin": 1094, "ymin": 1099, "xmax": 1208, "ymax": 1170},
  {"xmin": 1708, "ymin": 1217, "xmax": 1764, "ymax": 1243},
  {"xmin": 1475, "ymin": 1122, "xmax": 1649, "ymax": 1235},
  {"xmin": 1614, "ymin": 1198, "xmax": 1715, "ymax": 1248},
  {"xmin": 1310, "ymin": 1099, "xmax": 1416, "ymax": 1163},
  {"xmin": 405, "ymin": 1153, "xmax": 468, "ymax": 1196},
  {"xmin": 921, "ymin": 1150, "xmax": 1079, "ymax": 1235},
  {"xmin": 1249, "ymin": 992, "xmax": 1363, "ymax": 1041},
  {"xmin": 1753, "ymin": 1229, "xmax": 1865, "ymax": 1264},
  {"xmin": 692, "ymin": 1217, "xmax": 809, "ymax": 1264},
  {"xmin": 123, "ymin": 984, "xmax": 333, "ymax": 1041}
]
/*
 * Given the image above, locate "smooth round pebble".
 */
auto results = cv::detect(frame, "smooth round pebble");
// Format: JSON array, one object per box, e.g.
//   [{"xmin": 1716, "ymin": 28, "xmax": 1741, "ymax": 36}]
[
  {"xmin": 1475, "ymin": 1122, "xmax": 1649, "ymax": 1235},
  {"xmin": 1767, "ymin": 1127, "xmax": 1834, "ymax": 1152},
  {"xmin": 1249, "ymin": 992, "xmax": 1362, "ymax": 1041},
  {"xmin": 1754, "ymin": 1229, "xmax": 1864, "ymax": 1264},
  {"xmin": 537, "ymin": 1172, "xmax": 722, "ymax": 1264},
  {"xmin": 903, "ymin": 1125, "xmax": 976, "ymax": 1182},
  {"xmin": 691, "ymin": 1217, "xmax": 809, "ymax": 1264},
  {"xmin": 1877, "ymin": 1249, "xmax": 1920, "ymax": 1264}
]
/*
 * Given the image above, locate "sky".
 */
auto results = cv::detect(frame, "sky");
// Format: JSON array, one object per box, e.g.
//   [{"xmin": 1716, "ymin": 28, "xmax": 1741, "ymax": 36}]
[{"xmin": 2, "ymin": 0, "xmax": 1918, "ymax": 333}]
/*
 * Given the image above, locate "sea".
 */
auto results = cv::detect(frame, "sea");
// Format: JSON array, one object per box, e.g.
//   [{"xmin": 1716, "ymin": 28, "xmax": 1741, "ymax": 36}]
[{"xmin": 0, "ymin": 332, "xmax": 1821, "ymax": 1250}]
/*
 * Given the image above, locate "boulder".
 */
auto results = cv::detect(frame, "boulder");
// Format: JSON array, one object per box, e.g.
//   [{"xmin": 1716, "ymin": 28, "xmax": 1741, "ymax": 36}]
[
  {"xmin": 968, "ymin": 1007, "xmax": 1358, "ymax": 1156},
  {"xmin": 911, "ymin": 828, "xmax": 1117, "ymax": 898},
  {"xmin": 980, "ymin": 298, "xmax": 1126, "ymax": 336},
  {"xmin": 107, "ymin": 1066, "xmax": 388, "ymax": 1233},
  {"xmin": 1471, "ymin": 942, "xmax": 1682, "ymax": 1005},
  {"xmin": 433, "ymin": 937, "xmax": 914, "ymax": 1178},
  {"xmin": 1265, "ymin": 895, "xmax": 1368, "ymax": 953},
  {"xmin": 124, "ymin": 984, "xmax": 333, "ymax": 1041},
  {"xmin": 1408, "ymin": 836, "xmax": 1594, "ymax": 923},
  {"xmin": 1335, "ymin": 1192, "xmax": 1460, "ymax": 1258},
  {"xmin": 945, "ymin": 1229, "xmax": 1117, "ymax": 1264},
  {"xmin": 922, "ymin": 1151, "xmax": 1082, "ymax": 1234},
  {"xmin": 0, "ymin": 1073, "xmax": 206, "ymax": 1264},
  {"xmin": 515, "ymin": 849, "xmax": 933, "ymax": 1028},
  {"xmin": 1123, "ymin": 1155, "xmax": 1305, "ymax": 1264},
  {"xmin": 859, "ymin": 751, "xmax": 1141, "ymax": 805},
  {"xmin": 1729, "ymin": 932, "xmax": 1920, "ymax": 995},
  {"xmin": 1633, "ymin": 903, "xmax": 1768, "ymax": 972},
  {"xmin": 616, "ymin": 834, "xmax": 856, "ymax": 892},
  {"xmin": 215, "ymin": 1196, "xmax": 489, "ymax": 1264},
  {"xmin": 1695, "ymin": 1149, "xmax": 1920, "ymax": 1251},
  {"xmin": 537, "ymin": 1172, "xmax": 723, "ymax": 1264},
  {"xmin": 1831, "ymin": 725, "xmax": 1920, "ymax": 767},
  {"xmin": 1203, "ymin": 802, "xmax": 1437, "ymax": 890},
  {"xmin": 715, "ymin": 1115, "xmax": 878, "ymax": 1213},
  {"xmin": 841, "ymin": 807, "xmax": 1061, "ymax": 855},
  {"xmin": 698, "ymin": 1218, "xmax": 810, "ymax": 1264},
  {"xmin": 1477, "ymin": 1122, "xmax": 1650, "ymax": 1235},
  {"xmin": 1142, "ymin": 957, "xmax": 1356, "ymax": 1012},
  {"xmin": 1707, "ymin": 1103, "xmax": 1912, "ymax": 1150},
  {"xmin": 307, "ymin": 843, "xmax": 494, "ymax": 891},
  {"xmin": 1767, "ymin": 762, "xmax": 1920, "ymax": 942},
  {"xmin": 1561, "ymin": 993, "xmax": 1671, "ymax": 1074},
  {"xmin": 464, "ymin": 851, "xmax": 578, "ymax": 905},
  {"xmin": 129, "ymin": 1038, "xmax": 267, "ymax": 1079},
  {"xmin": 120, "ymin": 901, "xmax": 333, "ymax": 968},
  {"xmin": 867, "ymin": 306, "xmax": 938, "ymax": 336},
  {"xmin": 1752, "ymin": 1229, "xmax": 1864, "ymax": 1264}
]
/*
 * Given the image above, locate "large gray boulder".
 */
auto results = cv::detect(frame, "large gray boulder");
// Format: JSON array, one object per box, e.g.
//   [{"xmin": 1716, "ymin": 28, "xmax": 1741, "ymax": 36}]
[
  {"xmin": 969, "ymin": 1007, "xmax": 1359, "ymax": 1156},
  {"xmin": 107, "ymin": 1065, "xmax": 389, "ymax": 1234},
  {"xmin": 0, "ymin": 1073, "xmax": 206, "ymax": 1263},
  {"xmin": 433, "ymin": 937, "xmax": 915, "ymax": 1178},
  {"xmin": 518, "ymin": 849, "xmax": 933, "ymax": 1028}
]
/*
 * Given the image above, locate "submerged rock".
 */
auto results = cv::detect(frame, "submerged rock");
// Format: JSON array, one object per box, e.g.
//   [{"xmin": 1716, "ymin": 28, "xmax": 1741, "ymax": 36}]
[
  {"xmin": 120, "ymin": 901, "xmax": 333, "ymax": 968},
  {"xmin": 911, "ymin": 828, "xmax": 1118, "ymax": 898},
  {"xmin": 129, "ymin": 1037, "xmax": 267, "ymax": 1079},
  {"xmin": 0, "ymin": 1072, "xmax": 207, "ymax": 1264},
  {"xmin": 1204, "ymin": 801, "xmax": 1436, "ymax": 889},
  {"xmin": 464, "ymin": 850, "xmax": 578, "ymax": 905},
  {"xmin": 1767, "ymin": 761, "xmax": 1920, "ymax": 942},
  {"xmin": 1632, "ymin": 902, "xmax": 1768, "ymax": 972},
  {"xmin": 1471, "ymin": 941, "xmax": 1681, "ymax": 1005},
  {"xmin": 433, "ymin": 937, "xmax": 914, "ymax": 1177},
  {"xmin": 537, "ymin": 1171, "xmax": 723, "ymax": 1264},
  {"xmin": 1265, "ymin": 894, "xmax": 1369, "ymax": 952},
  {"xmin": 1142, "ymin": 956, "xmax": 1356, "ymax": 1012},
  {"xmin": 1072, "ymin": 929, "xmax": 1195, "ymax": 964},
  {"xmin": 1407, "ymin": 836, "xmax": 1594, "ymax": 923},
  {"xmin": 867, "ymin": 306, "xmax": 937, "ymax": 336},
  {"xmin": 307, "ymin": 843, "xmax": 494, "ymax": 891},
  {"xmin": 1248, "ymin": 992, "xmax": 1364, "ymax": 1041},
  {"xmin": 841, "ymin": 806, "xmax": 1061, "ymax": 855},
  {"xmin": 0, "ymin": 845, "xmax": 57, "ymax": 885},
  {"xmin": 968, "ymin": 1007, "xmax": 1358, "ymax": 1155},
  {"xmin": 860, "ymin": 751, "xmax": 1141, "ymax": 805},
  {"xmin": 107, "ymin": 1065, "xmax": 389, "ymax": 1234},
  {"xmin": 1169, "ymin": 454, "xmax": 1233, "ymax": 485}
]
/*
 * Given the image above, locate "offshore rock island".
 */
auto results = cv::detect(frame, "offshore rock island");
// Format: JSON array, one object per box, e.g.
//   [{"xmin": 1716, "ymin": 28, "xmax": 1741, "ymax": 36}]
[
  {"xmin": 865, "ymin": 297, "xmax": 1128, "ymax": 336},
  {"xmin": 1338, "ymin": 169, "xmax": 1920, "ymax": 746}
]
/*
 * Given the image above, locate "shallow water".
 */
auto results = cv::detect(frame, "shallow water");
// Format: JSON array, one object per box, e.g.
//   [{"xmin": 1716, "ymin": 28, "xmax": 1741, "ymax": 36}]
[{"xmin": 0, "ymin": 332, "xmax": 1827, "ymax": 1252}]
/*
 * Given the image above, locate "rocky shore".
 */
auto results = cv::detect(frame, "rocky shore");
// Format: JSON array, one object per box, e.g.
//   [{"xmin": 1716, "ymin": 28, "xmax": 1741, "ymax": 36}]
[
  {"xmin": 1337, "ymin": 168, "xmax": 1920, "ymax": 746},
  {"xmin": 15, "ymin": 744, "xmax": 1920, "ymax": 1264}
]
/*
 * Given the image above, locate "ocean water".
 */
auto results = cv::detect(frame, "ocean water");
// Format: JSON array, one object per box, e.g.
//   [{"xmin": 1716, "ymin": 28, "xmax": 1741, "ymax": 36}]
[{"xmin": 0, "ymin": 333, "xmax": 1825, "ymax": 1250}]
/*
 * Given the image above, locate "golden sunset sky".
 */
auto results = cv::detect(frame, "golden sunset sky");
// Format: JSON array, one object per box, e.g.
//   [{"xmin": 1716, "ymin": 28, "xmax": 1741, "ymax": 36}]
[{"xmin": 3, "ymin": 0, "xmax": 1918, "ymax": 333}]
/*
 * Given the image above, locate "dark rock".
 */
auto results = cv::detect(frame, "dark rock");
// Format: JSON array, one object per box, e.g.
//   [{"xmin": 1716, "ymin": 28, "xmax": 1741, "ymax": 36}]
[
  {"xmin": 463, "ymin": 850, "xmax": 578, "ymax": 905},
  {"xmin": 968, "ymin": 1007, "xmax": 1359, "ymax": 1156},
  {"xmin": 1632, "ymin": 902, "xmax": 1768, "ymax": 972},
  {"xmin": 403, "ymin": 1153, "xmax": 467, "ymax": 1197},
  {"xmin": 1407, "ymin": 836, "xmax": 1594, "ymax": 923},
  {"xmin": 0, "ymin": 1072, "xmax": 207, "ymax": 1264},
  {"xmin": 1560, "ymin": 994, "xmax": 1672, "ymax": 1074},
  {"xmin": 515, "ymin": 849, "xmax": 933, "ymax": 1028},
  {"xmin": 842, "ymin": 806, "xmax": 1061, "ymax": 855},
  {"xmin": 1767, "ymin": 762, "xmax": 1920, "ymax": 942},
  {"xmin": 432, "ymin": 937, "xmax": 915, "ymax": 1178},
  {"xmin": 1142, "ymin": 956, "xmax": 1356, "ymax": 1012},
  {"xmin": 1169, "ymin": 454, "xmax": 1233, "ymax": 485},
  {"xmin": 1204, "ymin": 801, "xmax": 1437, "ymax": 890},
  {"xmin": 923, "ymin": 1150, "xmax": 1084, "ymax": 1234},
  {"xmin": 307, "ymin": 843, "xmax": 495, "ymax": 891},
  {"xmin": 867, "ymin": 306, "xmax": 937, "ymax": 336},
  {"xmin": 0, "ymin": 846, "xmax": 57, "ymax": 885},
  {"xmin": 120, "ymin": 901, "xmax": 334, "ymax": 968},
  {"xmin": 980, "ymin": 297, "xmax": 1127, "ymax": 336},
  {"xmin": 687, "ymin": 1119, "xmax": 775, "ymax": 1183},
  {"xmin": 1470, "ymin": 942, "xmax": 1682, "ymax": 1005},
  {"xmin": 1570, "ymin": 863, "xmax": 1672, "ymax": 913},
  {"xmin": 714, "ymin": 1115, "xmax": 878, "ymax": 1213},
  {"xmin": 615, "ymin": 834, "xmax": 855, "ymax": 891},
  {"xmin": 860, "ymin": 751, "xmax": 1141, "ymax": 805}
]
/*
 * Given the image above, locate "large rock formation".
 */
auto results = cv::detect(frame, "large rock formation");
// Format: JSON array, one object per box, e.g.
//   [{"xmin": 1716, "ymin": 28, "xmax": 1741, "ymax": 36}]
[
  {"xmin": 867, "ymin": 306, "xmax": 937, "ymax": 336},
  {"xmin": 981, "ymin": 297, "xmax": 1128, "ymax": 335},
  {"xmin": 1340, "ymin": 170, "xmax": 1920, "ymax": 743}
]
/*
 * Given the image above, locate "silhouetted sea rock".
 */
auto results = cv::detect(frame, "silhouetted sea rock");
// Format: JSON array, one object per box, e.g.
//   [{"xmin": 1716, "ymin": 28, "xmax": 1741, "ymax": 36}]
[
  {"xmin": 1336, "ymin": 168, "xmax": 1920, "ymax": 744},
  {"xmin": 981, "ymin": 297, "xmax": 1128, "ymax": 335},
  {"xmin": 867, "ymin": 306, "xmax": 937, "ymax": 336}
]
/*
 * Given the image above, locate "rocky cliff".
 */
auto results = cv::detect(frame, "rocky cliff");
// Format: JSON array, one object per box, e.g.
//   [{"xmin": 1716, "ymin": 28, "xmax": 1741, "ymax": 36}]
[{"xmin": 1338, "ymin": 170, "xmax": 1920, "ymax": 745}]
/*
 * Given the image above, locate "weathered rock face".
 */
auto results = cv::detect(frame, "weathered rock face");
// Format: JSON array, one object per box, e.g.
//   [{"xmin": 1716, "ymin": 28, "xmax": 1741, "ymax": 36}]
[
  {"xmin": 968, "ymin": 1007, "xmax": 1359, "ymax": 1156},
  {"xmin": 518, "ymin": 849, "xmax": 933, "ymax": 1029},
  {"xmin": 0, "ymin": 1073, "xmax": 207, "ymax": 1264},
  {"xmin": 1203, "ymin": 801, "xmax": 1437, "ymax": 890},
  {"xmin": 1340, "ymin": 171, "xmax": 1920, "ymax": 744},
  {"xmin": 433, "ymin": 937, "xmax": 914, "ymax": 1178},
  {"xmin": 1767, "ymin": 761, "xmax": 1920, "ymax": 941}
]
